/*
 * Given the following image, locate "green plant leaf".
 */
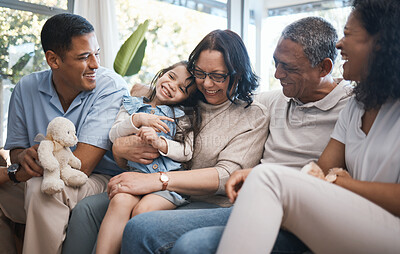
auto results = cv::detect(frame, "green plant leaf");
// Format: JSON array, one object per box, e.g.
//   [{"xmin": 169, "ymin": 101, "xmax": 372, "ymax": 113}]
[
  {"xmin": 11, "ymin": 52, "xmax": 33, "ymax": 73},
  {"xmin": 114, "ymin": 20, "xmax": 149, "ymax": 76},
  {"xmin": 125, "ymin": 39, "xmax": 147, "ymax": 76}
]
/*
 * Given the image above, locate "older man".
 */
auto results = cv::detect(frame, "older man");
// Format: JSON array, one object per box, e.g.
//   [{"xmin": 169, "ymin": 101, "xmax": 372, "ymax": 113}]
[{"xmin": 0, "ymin": 13, "xmax": 128, "ymax": 254}]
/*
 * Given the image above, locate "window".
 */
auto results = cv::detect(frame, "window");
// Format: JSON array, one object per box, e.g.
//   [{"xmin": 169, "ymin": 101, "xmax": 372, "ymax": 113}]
[
  {"xmin": 19, "ymin": 0, "xmax": 69, "ymax": 9},
  {"xmin": 115, "ymin": 0, "xmax": 227, "ymax": 87},
  {"xmin": 0, "ymin": 0, "xmax": 73, "ymax": 146}
]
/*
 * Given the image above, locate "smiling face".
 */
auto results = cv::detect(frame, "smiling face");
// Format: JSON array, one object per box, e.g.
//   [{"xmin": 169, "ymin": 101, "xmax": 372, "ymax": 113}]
[
  {"xmin": 153, "ymin": 64, "xmax": 194, "ymax": 106},
  {"xmin": 273, "ymin": 38, "xmax": 323, "ymax": 103},
  {"xmin": 195, "ymin": 50, "xmax": 230, "ymax": 105},
  {"xmin": 336, "ymin": 11, "xmax": 376, "ymax": 82},
  {"xmin": 52, "ymin": 32, "xmax": 100, "ymax": 97}
]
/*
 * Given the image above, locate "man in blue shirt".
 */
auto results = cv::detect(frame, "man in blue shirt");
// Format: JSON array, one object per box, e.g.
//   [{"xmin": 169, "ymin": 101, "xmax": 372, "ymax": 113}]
[{"xmin": 0, "ymin": 13, "xmax": 128, "ymax": 254}]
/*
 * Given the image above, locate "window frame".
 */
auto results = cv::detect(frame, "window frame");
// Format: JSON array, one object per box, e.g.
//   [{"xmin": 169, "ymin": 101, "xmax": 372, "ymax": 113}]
[
  {"xmin": 0, "ymin": 0, "xmax": 74, "ymax": 15},
  {"xmin": 0, "ymin": 0, "xmax": 74, "ymax": 147}
]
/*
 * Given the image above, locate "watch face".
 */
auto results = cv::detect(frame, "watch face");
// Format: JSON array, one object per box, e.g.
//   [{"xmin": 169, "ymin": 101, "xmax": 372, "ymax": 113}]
[
  {"xmin": 160, "ymin": 174, "xmax": 169, "ymax": 182},
  {"xmin": 7, "ymin": 163, "xmax": 19, "ymax": 173}
]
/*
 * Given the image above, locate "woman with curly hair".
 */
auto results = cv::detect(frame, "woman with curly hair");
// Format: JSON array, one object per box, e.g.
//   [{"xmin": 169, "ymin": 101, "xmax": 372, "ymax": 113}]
[{"xmin": 218, "ymin": 0, "xmax": 400, "ymax": 253}]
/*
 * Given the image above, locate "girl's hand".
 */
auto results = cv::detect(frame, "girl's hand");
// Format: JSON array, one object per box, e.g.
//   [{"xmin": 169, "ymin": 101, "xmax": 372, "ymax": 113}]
[
  {"xmin": 132, "ymin": 113, "xmax": 173, "ymax": 133},
  {"xmin": 138, "ymin": 127, "xmax": 167, "ymax": 153}
]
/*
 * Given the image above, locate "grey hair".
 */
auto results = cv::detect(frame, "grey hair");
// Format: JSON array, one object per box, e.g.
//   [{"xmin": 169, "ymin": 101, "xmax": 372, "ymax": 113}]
[{"xmin": 281, "ymin": 17, "xmax": 338, "ymax": 67}]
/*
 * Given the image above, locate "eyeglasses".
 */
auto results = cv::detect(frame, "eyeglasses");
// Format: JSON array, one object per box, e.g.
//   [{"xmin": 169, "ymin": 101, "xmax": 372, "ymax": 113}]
[{"xmin": 191, "ymin": 68, "xmax": 229, "ymax": 83}]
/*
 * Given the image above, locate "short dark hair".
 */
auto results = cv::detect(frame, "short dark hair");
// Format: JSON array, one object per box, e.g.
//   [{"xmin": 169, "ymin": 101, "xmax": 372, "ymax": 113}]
[
  {"xmin": 188, "ymin": 29, "xmax": 259, "ymax": 106},
  {"xmin": 281, "ymin": 17, "xmax": 338, "ymax": 67},
  {"xmin": 352, "ymin": 0, "xmax": 400, "ymax": 109},
  {"xmin": 41, "ymin": 13, "xmax": 94, "ymax": 57}
]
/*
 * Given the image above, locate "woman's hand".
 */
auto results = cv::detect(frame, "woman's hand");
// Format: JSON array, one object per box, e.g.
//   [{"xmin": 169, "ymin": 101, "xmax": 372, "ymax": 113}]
[
  {"xmin": 225, "ymin": 168, "xmax": 253, "ymax": 203},
  {"xmin": 107, "ymin": 171, "xmax": 162, "ymax": 199},
  {"xmin": 132, "ymin": 113, "xmax": 173, "ymax": 133},
  {"xmin": 332, "ymin": 169, "xmax": 353, "ymax": 187}
]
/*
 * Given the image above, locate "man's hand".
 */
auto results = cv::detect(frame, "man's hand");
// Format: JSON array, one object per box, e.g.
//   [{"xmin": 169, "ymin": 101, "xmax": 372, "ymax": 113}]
[
  {"xmin": 132, "ymin": 113, "xmax": 173, "ymax": 133},
  {"xmin": 11, "ymin": 145, "xmax": 43, "ymax": 182},
  {"xmin": 107, "ymin": 171, "xmax": 160, "ymax": 199},
  {"xmin": 225, "ymin": 168, "xmax": 253, "ymax": 203},
  {"xmin": 112, "ymin": 135, "xmax": 160, "ymax": 165}
]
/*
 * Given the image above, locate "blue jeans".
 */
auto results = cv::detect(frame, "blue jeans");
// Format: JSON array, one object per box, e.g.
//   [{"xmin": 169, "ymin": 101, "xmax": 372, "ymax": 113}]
[
  {"xmin": 63, "ymin": 192, "xmax": 221, "ymax": 254},
  {"xmin": 171, "ymin": 226, "xmax": 309, "ymax": 254},
  {"xmin": 121, "ymin": 207, "xmax": 309, "ymax": 254}
]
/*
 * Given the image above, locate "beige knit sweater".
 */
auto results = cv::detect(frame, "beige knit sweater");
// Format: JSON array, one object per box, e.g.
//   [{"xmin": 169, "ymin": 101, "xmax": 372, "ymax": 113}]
[{"xmin": 189, "ymin": 99, "xmax": 269, "ymax": 206}]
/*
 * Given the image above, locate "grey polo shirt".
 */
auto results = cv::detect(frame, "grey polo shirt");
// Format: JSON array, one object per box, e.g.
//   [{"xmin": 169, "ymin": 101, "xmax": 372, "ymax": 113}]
[{"xmin": 256, "ymin": 81, "xmax": 351, "ymax": 170}]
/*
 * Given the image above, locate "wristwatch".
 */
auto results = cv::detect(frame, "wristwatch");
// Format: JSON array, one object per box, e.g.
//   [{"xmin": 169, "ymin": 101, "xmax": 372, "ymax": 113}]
[
  {"xmin": 159, "ymin": 172, "xmax": 169, "ymax": 191},
  {"xmin": 7, "ymin": 163, "xmax": 20, "ymax": 183}
]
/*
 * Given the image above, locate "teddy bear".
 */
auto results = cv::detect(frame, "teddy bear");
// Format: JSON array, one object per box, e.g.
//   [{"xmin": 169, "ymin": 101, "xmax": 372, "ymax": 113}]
[{"xmin": 37, "ymin": 117, "xmax": 88, "ymax": 195}]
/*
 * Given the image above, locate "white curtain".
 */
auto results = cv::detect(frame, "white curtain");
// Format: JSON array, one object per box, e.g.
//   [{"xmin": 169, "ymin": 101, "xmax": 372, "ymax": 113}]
[{"xmin": 74, "ymin": 0, "xmax": 119, "ymax": 69}]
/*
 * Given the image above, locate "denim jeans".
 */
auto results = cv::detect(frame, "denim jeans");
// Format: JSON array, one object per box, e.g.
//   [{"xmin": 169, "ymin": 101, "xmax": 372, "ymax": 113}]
[
  {"xmin": 171, "ymin": 225, "xmax": 309, "ymax": 254},
  {"xmin": 121, "ymin": 207, "xmax": 309, "ymax": 254},
  {"xmin": 63, "ymin": 192, "xmax": 221, "ymax": 254}
]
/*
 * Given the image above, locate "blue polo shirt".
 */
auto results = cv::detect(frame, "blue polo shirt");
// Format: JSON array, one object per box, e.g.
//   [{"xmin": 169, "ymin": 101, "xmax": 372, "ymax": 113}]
[{"xmin": 5, "ymin": 67, "xmax": 129, "ymax": 176}]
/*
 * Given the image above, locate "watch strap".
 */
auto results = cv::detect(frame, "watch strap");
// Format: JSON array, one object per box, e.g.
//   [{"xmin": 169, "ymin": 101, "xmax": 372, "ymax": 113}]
[
  {"xmin": 9, "ymin": 172, "xmax": 20, "ymax": 183},
  {"xmin": 7, "ymin": 165, "xmax": 20, "ymax": 183},
  {"xmin": 159, "ymin": 172, "xmax": 168, "ymax": 191}
]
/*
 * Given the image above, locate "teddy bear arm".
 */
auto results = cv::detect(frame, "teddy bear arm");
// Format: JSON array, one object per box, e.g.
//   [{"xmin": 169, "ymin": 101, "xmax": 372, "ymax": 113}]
[
  {"xmin": 38, "ymin": 140, "xmax": 59, "ymax": 172},
  {"xmin": 68, "ymin": 150, "xmax": 81, "ymax": 169}
]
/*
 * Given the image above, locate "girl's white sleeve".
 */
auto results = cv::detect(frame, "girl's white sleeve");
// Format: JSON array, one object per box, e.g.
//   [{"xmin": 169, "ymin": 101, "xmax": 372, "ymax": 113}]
[
  {"xmin": 109, "ymin": 106, "xmax": 140, "ymax": 143},
  {"xmin": 159, "ymin": 131, "xmax": 193, "ymax": 162}
]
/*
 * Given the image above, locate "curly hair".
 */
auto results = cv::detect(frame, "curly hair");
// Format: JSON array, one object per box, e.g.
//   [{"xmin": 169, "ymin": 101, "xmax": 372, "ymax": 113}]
[
  {"xmin": 281, "ymin": 17, "xmax": 338, "ymax": 67},
  {"xmin": 188, "ymin": 29, "xmax": 259, "ymax": 106},
  {"xmin": 352, "ymin": 0, "xmax": 400, "ymax": 109}
]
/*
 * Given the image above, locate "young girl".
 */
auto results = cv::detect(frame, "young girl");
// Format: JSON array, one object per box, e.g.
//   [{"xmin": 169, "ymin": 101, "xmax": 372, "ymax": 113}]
[{"xmin": 96, "ymin": 61, "xmax": 196, "ymax": 254}]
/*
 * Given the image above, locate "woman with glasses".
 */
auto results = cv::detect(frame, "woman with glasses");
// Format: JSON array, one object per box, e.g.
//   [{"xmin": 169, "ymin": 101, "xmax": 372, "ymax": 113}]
[
  {"xmin": 113, "ymin": 29, "xmax": 269, "ymax": 213},
  {"xmin": 63, "ymin": 29, "xmax": 269, "ymax": 254}
]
